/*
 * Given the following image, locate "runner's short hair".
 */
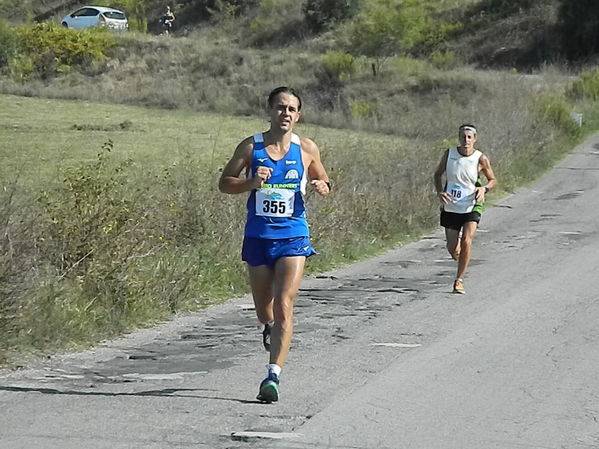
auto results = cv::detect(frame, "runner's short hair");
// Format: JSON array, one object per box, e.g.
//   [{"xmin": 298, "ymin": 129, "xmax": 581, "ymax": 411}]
[{"xmin": 267, "ymin": 87, "xmax": 302, "ymax": 111}]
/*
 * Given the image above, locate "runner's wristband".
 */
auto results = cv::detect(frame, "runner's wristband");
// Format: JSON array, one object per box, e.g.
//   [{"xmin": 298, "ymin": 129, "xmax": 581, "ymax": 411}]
[{"xmin": 484, "ymin": 185, "xmax": 490, "ymax": 193}]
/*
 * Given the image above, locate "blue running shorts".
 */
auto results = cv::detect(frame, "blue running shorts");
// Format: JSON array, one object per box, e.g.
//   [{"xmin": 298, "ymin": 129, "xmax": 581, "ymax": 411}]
[{"xmin": 242, "ymin": 236, "xmax": 316, "ymax": 267}]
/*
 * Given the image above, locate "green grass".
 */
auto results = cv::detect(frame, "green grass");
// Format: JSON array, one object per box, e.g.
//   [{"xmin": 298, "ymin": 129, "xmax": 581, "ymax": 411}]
[
  {"xmin": 0, "ymin": 92, "xmax": 418, "ymax": 188},
  {"xmin": 0, "ymin": 95, "xmax": 252, "ymax": 187}
]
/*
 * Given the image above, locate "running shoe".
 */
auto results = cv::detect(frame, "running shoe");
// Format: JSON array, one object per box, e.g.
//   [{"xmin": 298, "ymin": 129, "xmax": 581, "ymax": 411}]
[
  {"xmin": 453, "ymin": 279, "xmax": 465, "ymax": 294},
  {"xmin": 262, "ymin": 323, "xmax": 272, "ymax": 351},
  {"xmin": 256, "ymin": 372, "xmax": 280, "ymax": 403}
]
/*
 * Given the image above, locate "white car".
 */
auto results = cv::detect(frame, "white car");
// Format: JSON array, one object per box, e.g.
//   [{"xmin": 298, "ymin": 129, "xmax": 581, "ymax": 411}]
[{"xmin": 61, "ymin": 6, "xmax": 128, "ymax": 30}]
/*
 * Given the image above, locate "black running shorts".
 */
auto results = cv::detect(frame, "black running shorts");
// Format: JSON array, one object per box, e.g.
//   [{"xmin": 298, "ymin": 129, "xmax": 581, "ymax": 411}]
[{"xmin": 440, "ymin": 210, "xmax": 481, "ymax": 231}]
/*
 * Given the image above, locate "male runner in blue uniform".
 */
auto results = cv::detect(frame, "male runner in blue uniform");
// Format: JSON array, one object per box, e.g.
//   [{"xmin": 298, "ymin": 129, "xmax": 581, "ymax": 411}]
[{"xmin": 219, "ymin": 87, "xmax": 331, "ymax": 403}]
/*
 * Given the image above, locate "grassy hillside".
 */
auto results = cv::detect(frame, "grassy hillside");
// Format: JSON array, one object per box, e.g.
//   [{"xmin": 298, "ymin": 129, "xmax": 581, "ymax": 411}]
[{"xmin": 0, "ymin": 0, "xmax": 588, "ymax": 66}]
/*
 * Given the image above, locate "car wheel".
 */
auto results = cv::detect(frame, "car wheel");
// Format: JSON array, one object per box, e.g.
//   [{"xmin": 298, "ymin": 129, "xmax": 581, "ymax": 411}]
[{"xmin": 61, "ymin": 22, "xmax": 69, "ymax": 28}]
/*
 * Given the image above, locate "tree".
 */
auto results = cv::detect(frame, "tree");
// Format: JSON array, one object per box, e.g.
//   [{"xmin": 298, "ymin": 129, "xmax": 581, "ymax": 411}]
[{"xmin": 346, "ymin": 0, "xmax": 430, "ymax": 73}]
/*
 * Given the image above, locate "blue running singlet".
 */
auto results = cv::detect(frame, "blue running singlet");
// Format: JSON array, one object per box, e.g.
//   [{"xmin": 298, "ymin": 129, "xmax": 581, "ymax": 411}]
[{"xmin": 245, "ymin": 133, "xmax": 309, "ymax": 239}]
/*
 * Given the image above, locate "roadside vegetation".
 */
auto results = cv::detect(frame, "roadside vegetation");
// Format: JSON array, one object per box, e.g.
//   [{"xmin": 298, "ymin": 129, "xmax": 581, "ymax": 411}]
[{"xmin": 0, "ymin": 0, "xmax": 598, "ymax": 366}]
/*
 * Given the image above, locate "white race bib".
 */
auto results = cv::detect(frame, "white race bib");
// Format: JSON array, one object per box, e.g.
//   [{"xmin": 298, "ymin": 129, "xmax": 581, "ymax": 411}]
[
  {"xmin": 446, "ymin": 182, "xmax": 474, "ymax": 204},
  {"xmin": 256, "ymin": 188, "xmax": 295, "ymax": 217}
]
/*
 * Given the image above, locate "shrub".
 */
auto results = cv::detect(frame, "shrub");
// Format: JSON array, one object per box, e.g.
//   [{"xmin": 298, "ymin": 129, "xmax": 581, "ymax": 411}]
[
  {"xmin": 351, "ymin": 100, "xmax": 376, "ymax": 118},
  {"xmin": 0, "ymin": 19, "xmax": 16, "ymax": 69},
  {"xmin": 345, "ymin": 0, "xmax": 434, "ymax": 70},
  {"xmin": 532, "ymin": 93, "xmax": 581, "ymax": 137},
  {"xmin": 37, "ymin": 141, "xmax": 141, "ymax": 277},
  {"xmin": 567, "ymin": 69, "xmax": 599, "ymax": 101},
  {"xmin": 0, "ymin": 0, "xmax": 27, "ymax": 20},
  {"xmin": 414, "ymin": 21, "xmax": 462, "ymax": 55},
  {"xmin": 430, "ymin": 49, "xmax": 456, "ymax": 70},
  {"xmin": 246, "ymin": 0, "xmax": 305, "ymax": 47},
  {"xmin": 11, "ymin": 23, "xmax": 116, "ymax": 80},
  {"xmin": 346, "ymin": 0, "xmax": 403, "ymax": 59},
  {"xmin": 303, "ymin": 0, "xmax": 361, "ymax": 32},
  {"xmin": 320, "ymin": 50, "xmax": 356, "ymax": 83}
]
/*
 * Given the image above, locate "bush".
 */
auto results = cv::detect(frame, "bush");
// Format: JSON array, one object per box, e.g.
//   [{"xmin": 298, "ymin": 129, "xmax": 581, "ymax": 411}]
[
  {"xmin": 345, "ymin": 0, "xmax": 435, "ymax": 68},
  {"xmin": 430, "ymin": 49, "xmax": 456, "ymax": 70},
  {"xmin": 346, "ymin": 0, "xmax": 403, "ymax": 59},
  {"xmin": 320, "ymin": 50, "xmax": 356, "ymax": 83},
  {"xmin": 11, "ymin": 23, "xmax": 116, "ymax": 80},
  {"xmin": 532, "ymin": 93, "xmax": 581, "ymax": 137},
  {"xmin": 0, "ymin": 19, "xmax": 16, "ymax": 69},
  {"xmin": 351, "ymin": 100, "xmax": 376, "ymax": 118},
  {"xmin": 38, "ymin": 141, "xmax": 141, "ymax": 277},
  {"xmin": 303, "ymin": 0, "xmax": 361, "ymax": 32},
  {"xmin": 246, "ymin": 0, "xmax": 306, "ymax": 47},
  {"xmin": 567, "ymin": 69, "xmax": 599, "ymax": 101},
  {"xmin": 0, "ymin": 0, "xmax": 27, "ymax": 20}
]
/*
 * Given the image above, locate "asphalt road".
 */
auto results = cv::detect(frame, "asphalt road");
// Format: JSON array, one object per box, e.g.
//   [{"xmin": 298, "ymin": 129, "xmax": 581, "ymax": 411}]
[{"xmin": 2, "ymin": 133, "xmax": 599, "ymax": 449}]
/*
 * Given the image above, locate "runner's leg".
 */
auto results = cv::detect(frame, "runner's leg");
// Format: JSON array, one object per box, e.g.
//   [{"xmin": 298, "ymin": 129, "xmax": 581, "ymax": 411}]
[
  {"xmin": 456, "ymin": 221, "xmax": 478, "ymax": 280},
  {"xmin": 269, "ymin": 256, "xmax": 306, "ymax": 367},
  {"xmin": 445, "ymin": 227, "xmax": 461, "ymax": 259},
  {"xmin": 248, "ymin": 265, "xmax": 274, "ymax": 325}
]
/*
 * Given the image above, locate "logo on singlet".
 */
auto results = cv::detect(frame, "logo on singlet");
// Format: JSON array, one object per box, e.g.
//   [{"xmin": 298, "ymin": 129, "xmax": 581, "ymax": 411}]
[
  {"xmin": 285, "ymin": 170, "xmax": 299, "ymax": 180},
  {"xmin": 264, "ymin": 191, "xmax": 283, "ymax": 200}
]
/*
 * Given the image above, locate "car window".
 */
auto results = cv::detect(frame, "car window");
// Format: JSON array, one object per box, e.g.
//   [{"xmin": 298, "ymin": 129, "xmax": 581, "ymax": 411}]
[
  {"xmin": 73, "ymin": 8, "xmax": 99, "ymax": 17},
  {"xmin": 103, "ymin": 11, "xmax": 126, "ymax": 20},
  {"xmin": 71, "ymin": 8, "xmax": 86, "ymax": 17}
]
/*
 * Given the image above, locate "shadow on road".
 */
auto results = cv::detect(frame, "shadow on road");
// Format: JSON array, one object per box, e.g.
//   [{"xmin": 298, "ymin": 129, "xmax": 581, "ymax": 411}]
[{"xmin": 0, "ymin": 385, "xmax": 258, "ymax": 403}]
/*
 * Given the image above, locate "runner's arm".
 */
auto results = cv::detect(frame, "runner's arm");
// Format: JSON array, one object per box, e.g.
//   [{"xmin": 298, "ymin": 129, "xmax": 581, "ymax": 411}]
[
  {"xmin": 434, "ymin": 150, "xmax": 450, "ymax": 204},
  {"xmin": 219, "ymin": 138, "xmax": 264, "ymax": 194},
  {"xmin": 475, "ymin": 154, "xmax": 497, "ymax": 201}
]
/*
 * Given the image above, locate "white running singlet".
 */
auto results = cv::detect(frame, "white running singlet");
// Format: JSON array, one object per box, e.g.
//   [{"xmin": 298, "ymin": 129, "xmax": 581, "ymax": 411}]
[{"xmin": 443, "ymin": 147, "xmax": 482, "ymax": 214}]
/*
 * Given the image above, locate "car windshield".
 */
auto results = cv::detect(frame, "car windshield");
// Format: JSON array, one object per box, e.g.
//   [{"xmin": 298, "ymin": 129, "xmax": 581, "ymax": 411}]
[{"xmin": 103, "ymin": 11, "xmax": 126, "ymax": 20}]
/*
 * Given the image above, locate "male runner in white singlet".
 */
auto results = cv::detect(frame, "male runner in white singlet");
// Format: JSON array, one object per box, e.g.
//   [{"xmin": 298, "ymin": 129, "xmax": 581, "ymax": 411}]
[{"xmin": 433, "ymin": 124, "xmax": 497, "ymax": 294}]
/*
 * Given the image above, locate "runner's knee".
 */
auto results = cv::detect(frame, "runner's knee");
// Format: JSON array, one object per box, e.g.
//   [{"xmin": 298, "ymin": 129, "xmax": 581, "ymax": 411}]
[
  {"xmin": 273, "ymin": 299, "xmax": 294, "ymax": 323},
  {"xmin": 461, "ymin": 235, "xmax": 474, "ymax": 248},
  {"xmin": 255, "ymin": 307, "xmax": 273, "ymax": 324}
]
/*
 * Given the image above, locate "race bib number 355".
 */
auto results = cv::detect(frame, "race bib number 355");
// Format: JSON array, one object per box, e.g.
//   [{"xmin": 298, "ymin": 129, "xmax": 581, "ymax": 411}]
[{"xmin": 256, "ymin": 188, "xmax": 295, "ymax": 217}]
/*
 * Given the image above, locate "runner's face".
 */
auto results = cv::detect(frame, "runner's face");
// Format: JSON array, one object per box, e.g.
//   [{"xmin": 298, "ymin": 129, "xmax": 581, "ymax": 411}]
[
  {"xmin": 269, "ymin": 93, "xmax": 301, "ymax": 131},
  {"xmin": 459, "ymin": 130, "xmax": 477, "ymax": 151}
]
